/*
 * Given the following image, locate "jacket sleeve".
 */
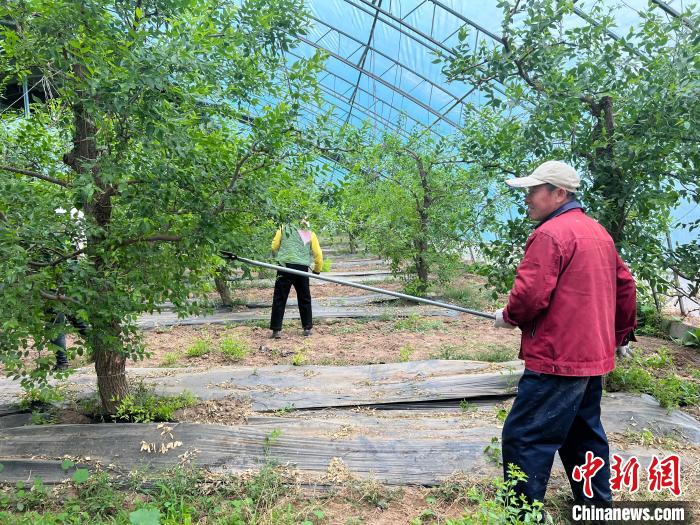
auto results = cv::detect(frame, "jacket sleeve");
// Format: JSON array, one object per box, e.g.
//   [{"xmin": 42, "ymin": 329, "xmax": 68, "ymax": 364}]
[
  {"xmin": 310, "ymin": 232, "xmax": 324, "ymax": 273},
  {"xmin": 271, "ymin": 229, "xmax": 282, "ymax": 254},
  {"xmin": 615, "ymin": 253, "xmax": 637, "ymax": 345},
  {"xmin": 502, "ymin": 231, "xmax": 563, "ymax": 326}
]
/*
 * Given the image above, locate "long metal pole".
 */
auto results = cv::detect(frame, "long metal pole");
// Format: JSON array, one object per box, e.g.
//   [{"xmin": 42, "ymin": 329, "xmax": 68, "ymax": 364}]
[{"xmin": 222, "ymin": 252, "xmax": 495, "ymax": 320}]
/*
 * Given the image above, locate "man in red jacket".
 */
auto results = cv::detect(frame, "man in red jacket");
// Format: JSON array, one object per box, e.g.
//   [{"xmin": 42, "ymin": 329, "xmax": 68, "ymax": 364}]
[{"xmin": 495, "ymin": 160, "xmax": 637, "ymax": 506}]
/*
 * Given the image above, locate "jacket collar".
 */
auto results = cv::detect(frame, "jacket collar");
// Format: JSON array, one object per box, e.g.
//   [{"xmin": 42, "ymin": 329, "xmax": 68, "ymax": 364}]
[{"xmin": 537, "ymin": 200, "xmax": 583, "ymax": 228}]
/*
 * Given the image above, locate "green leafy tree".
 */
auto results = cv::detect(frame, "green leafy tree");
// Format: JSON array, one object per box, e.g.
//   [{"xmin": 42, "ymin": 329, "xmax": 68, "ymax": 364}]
[
  {"xmin": 441, "ymin": 0, "xmax": 699, "ymax": 303},
  {"xmin": 0, "ymin": 0, "xmax": 322, "ymax": 412},
  {"xmin": 337, "ymin": 125, "xmax": 501, "ymax": 295}
]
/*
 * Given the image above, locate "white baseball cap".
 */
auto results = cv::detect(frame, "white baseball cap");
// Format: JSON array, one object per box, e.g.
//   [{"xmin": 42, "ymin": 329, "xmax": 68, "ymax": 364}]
[{"xmin": 505, "ymin": 160, "xmax": 580, "ymax": 192}]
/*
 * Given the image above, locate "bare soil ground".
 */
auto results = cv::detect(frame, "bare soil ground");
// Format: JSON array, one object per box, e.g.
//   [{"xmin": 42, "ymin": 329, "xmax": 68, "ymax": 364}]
[
  {"xmin": 136, "ymin": 315, "xmax": 522, "ymax": 369},
  {"xmin": 232, "ymin": 280, "xmax": 405, "ymax": 302}
]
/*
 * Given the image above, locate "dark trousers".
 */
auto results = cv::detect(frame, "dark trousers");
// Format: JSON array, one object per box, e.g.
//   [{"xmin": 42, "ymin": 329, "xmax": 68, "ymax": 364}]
[
  {"xmin": 50, "ymin": 312, "xmax": 89, "ymax": 366},
  {"xmin": 269, "ymin": 263, "xmax": 313, "ymax": 331},
  {"xmin": 502, "ymin": 370, "xmax": 611, "ymax": 504}
]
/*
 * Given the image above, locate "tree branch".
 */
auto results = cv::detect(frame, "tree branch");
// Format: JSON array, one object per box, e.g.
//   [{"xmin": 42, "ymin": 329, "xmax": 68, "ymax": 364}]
[
  {"xmin": 29, "ymin": 247, "xmax": 86, "ymax": 269},
  {"xmin": 1, "ymin": 164, "xmax": 70, "ymax": 188},
  {"xmin": 29, "ymin": 234, "xmax": 182, "ymax": 269},
  {"xmin": 40, "ymin": 290, "xmax": 81, "ymax": 305}
]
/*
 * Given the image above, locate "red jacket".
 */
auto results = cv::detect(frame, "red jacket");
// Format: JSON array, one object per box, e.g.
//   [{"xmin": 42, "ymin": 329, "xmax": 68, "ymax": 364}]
[{"xmin": 503, "ymin": 208, "xmax": 636, "ymax": 376}]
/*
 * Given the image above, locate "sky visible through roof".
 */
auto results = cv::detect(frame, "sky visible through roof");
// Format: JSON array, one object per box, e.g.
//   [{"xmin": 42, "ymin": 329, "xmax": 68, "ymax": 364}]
[{"xmin": 287, "ymin": 0, "xmax": 697, "ymax": 243}]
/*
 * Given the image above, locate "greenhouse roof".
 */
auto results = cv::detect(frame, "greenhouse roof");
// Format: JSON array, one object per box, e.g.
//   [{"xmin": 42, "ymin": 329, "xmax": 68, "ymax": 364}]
[{"xmin": 288, "ymin": 0, "xmax": 691, "ymax": 138}]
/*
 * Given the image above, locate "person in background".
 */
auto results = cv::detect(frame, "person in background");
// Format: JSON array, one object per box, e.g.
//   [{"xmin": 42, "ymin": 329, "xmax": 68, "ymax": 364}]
[
  {"xmin": 269, "ymin": 218, "xmax": 323, "ymax": 339},
  {"xmin": 49, "ymin": 207, "xmax": 89, "ymax": 370},
  {"xmin": 493, "ymin": 160, "xmax": 637, "ymax": 506}
]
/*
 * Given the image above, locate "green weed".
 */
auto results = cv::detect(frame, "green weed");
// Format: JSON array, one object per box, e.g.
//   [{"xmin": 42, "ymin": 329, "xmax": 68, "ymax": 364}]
[
  {"xmin": 185, "ymin": 339, "xmax": 210, "ymax": 358},
  {"xmin": 160, "ymin": 351, "xmax": 180, "ymax": 367},
  {"xmin": 219, "ymin": 336, "xmax": 249, "ymax": 361},
  {"xmin": 393, "ymin": 313, "xmax": 443, "ymax": 332},
  {"xmin": 399, "ymin": 344, "xmax": 414, "ymax": 362},
  {"xmin": 114, "ymin": 382, "xmax": 197, "ymax": 422}
]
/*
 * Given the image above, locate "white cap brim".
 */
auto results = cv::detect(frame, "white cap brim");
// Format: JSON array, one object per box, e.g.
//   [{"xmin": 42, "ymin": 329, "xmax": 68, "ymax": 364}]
[{"xmin": 505, "ymin": 175, "xmax": 546, "ymax": 188}]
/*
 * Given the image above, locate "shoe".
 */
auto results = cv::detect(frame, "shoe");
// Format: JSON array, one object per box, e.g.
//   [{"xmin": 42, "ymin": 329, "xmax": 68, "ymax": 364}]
[
  {"xmin": 270, "ymin": 330, "xmax": 282, "ymax": 339},
  {"xmin": 53, "ymin": 361, "xmax": 70, "ymax": 371},
  {"xmin": 303, "ymin": 329, "xmax": 312, "ymax": 337}
]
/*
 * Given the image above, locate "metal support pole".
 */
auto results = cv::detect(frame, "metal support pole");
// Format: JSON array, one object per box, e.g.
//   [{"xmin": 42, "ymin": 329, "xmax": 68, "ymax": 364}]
[
  {"xmin": 221, "ymin": 252, "xmax": 496, "ymax": 320},
  {"xmin": 22, "ymin": 78, "xmax": 30, "ymax": 118}
]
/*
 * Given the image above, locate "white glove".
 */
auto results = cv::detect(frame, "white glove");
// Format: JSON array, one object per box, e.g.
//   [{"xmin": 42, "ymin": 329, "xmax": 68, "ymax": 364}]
[
  {"xmin": 616, "ymin": 344, "xmax": 633, "ymax": 359},
  {"xmin": 495, "ymin": 309, "xmax": 517, "ymax": 329}
]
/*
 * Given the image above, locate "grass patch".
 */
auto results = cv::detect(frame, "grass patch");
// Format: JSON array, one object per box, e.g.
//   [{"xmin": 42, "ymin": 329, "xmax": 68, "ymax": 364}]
[
  {"xmin": 114, "ymin": 381, "xmax": 197, "ymax": 422},
  {"xmin": 399, "ymin": 344, "xmax": 414, "ymax": 362},
  {"xmin": 393, "ymin": 313, "xmax": 443, "ymax": 332},
  {"xmin": 218, "ymin": 336, "xmax": 249, "ymax": 361},
  {"xmin": 473, "ymin": 344, "xmax": 518, "ymax": 363},
  {"xmin": 160, "ymin": 351, "xmax": 180, "ymax": 367},
  {"xmin": 321, "ymin": 257, "xmax": 332, "ymax": 272},
  {"xmin": 344, "ymin": 478, "xmax": 402, "ymax": 510},
  {"xmin": 635, "ymin": 304, "xmax": 670, "ymax": 338},
  {"xmin": 607, "ymin": 347, "xmax": 700, "ymax": 410},
  {"xmin": 433, "ymin": 343, "xmax": 517, "ymax": 362},
  {"xmin": 0, "ymin": 463, "xmax": 562, "ymax": 525},
  {"xmin": 0, "ymin": 465, "xmax": 301, "ymax": 525},
  {"xmin": 185, "ymin": 338, "xmax": 211, "ymax": 358},
  {"xmin": 436, "ymin": 279, "xmax": 497, "ymax": 312}
]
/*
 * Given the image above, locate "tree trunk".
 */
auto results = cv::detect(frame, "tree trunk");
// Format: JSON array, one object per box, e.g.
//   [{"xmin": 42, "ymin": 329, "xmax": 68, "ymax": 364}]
[
  {"xmin": 215, "ymin": 274, "xmax": 234, "ymax": 307},
  {"xmin": 414, "ymin": 158, "xmax": 432, "ymax": 294},
  {"xmin": 415, "ymin": 247, "xmax": 429, "ymax": 293},
  {"xmin": 348, "ymin": 230, "xmax": 356, "ymax": 254},
  {"xmin": 92, "ymin": 321, "xmax": 128, "ymax": 414},
  {"xmin": 64, "ymin": 67, "xmax": 128, "ymax": 414},
  {"xmin": 587, "ymin": 95, "xmax": 626, "ymax": 244}
]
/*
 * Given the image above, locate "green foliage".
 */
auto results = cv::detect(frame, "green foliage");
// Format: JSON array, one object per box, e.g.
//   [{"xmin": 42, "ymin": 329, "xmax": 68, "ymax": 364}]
[
  {"xmin": 393, "ymin": 313, "xmax": 443, "ymax": 332},
  {"xmin": 160, "ymin": 352, "xmax": 180, "ymax": 367},
  {"xmin": 345, "ymin": 478, "xmax": 401, "ymax": 510},
  {"xmin": 19, "ymin": 384, "xmax": 65, "ymax": 410},
  {"xmin": 459, "ymin": 400, "xmax": 477, "ymax": 413},
  {"xmin": 636, "ymin": 304, "xmax": 667, "ymax": 337},
  {"xmin": 446, "ymin": 465, "xmax": 548, "ymax": 524},
  {"xmin": 129, "ymin": 508, "xmax": 161, "ymax": 525},
  {"xmin": 321, "ymin": 258, "xmax": 332, "ymax": 272},
  {"xmin": 429, "ymin": 477, "xmax": 471, "ymax": 503},
  {"xmin": 495, "ymin": 407, "xmax": 509, "ymax": 423},
  {"xmin": 440, "ymin": 1, "xmax": 700, "ymax": 304},
  {"xmin": 0, "ymin": 479, "xmax": 48, "ymax": 513},
  {"xmin": 244, "ymin": 463, "xmax": 288, "ymax": 512},
  {"xmin": 483, "ymin": 437, "xmax": 502, "ymax": 466},
  {"xmin": 473, "ymin": 344, "xmax": 518, "ymax": 363},
  {"xmin": 607, "ymin": 349, "xmax": 699, "ymax": 410},
  {"xmin": 398, "ymin": 344, "xmax": 414, "ymax": 362},
  {"xmin": 73, "ymin": 469, "xmax": 90, "ymax": 484},
  {"xmin": 0, "ymin": 465, "xmax": 302, "ymax": 524},
  {"xmin": 434, "ymin": 345, "xmax": 471, "ymax": 360},
  {"xmin": 438, "ymin": 280, "xmax": 497, "ymax": 312},
  {"xmin": 327, "ymin": 125, "xmax": 503, "ymax": 295},
  {"xmin": 0, "ymin": 0, "xmax": 324, "ymax": 412},
  {"xmin": 185, "ymin": 339, "xmax": 210, "ymax": 358},
  {"xmin": 291, "ymin": 349, "xmax": 306, "ymax": 366},
  {"xmin": 218, "ymin": 336, "xmax": 249, "ymax": 361},
  {"xmin": 677, "ymin": 328, "xmax": 700, "ymax": 348},
  {"xmin": 432, "ymin": 343, "xmax": 517, "ymax": 363},
  {"xmin": 263, "ymin": 429, "xmax": 283, "ymax": 457},
  {"xmin": 114, "ymin": 383, "xmax": 196, "ymax": 423}
]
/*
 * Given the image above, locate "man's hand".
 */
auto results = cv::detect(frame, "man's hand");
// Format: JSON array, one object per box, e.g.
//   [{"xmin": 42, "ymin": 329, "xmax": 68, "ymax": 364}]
[
  {"xmin": 495, "ymin": 308, "xmax": 517, "ymax": 329},
  {"xmin": 616, "ymin": 344, "xmax": 633, "ymax": 359}
]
